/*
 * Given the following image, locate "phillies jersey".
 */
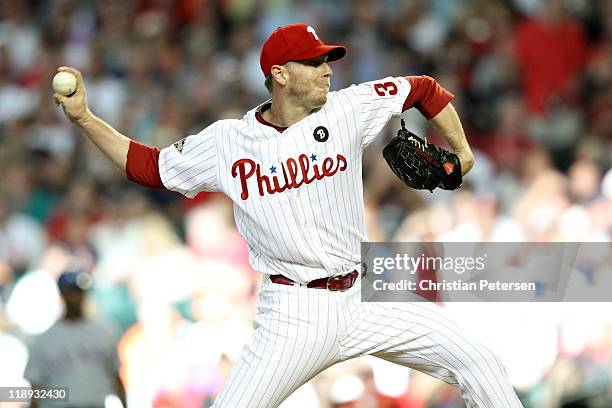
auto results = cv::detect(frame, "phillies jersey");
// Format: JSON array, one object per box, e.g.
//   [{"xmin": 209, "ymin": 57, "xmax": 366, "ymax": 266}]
[{"xmin": 158, "ymin": 76, "xmax": 411, "ymax": 283}]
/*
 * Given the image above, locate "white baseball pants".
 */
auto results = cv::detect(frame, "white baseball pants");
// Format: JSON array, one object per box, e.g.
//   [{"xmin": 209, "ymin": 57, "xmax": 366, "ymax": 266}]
[{"xmin": 212, "ymin": 275, "xmax": 523, "ymax": 408}]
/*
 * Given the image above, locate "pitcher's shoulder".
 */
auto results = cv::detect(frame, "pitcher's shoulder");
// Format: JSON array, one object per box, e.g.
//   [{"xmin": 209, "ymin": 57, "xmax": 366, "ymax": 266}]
[{"xmin": 326, "ymin": 86, "xmax": 361, "ymax": 107}]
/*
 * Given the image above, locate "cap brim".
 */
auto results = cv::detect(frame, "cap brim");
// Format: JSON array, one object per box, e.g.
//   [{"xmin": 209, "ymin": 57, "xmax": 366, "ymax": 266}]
[{"xmin": 292, "ymin": 44, "xmax": 346, "ymax": 63}]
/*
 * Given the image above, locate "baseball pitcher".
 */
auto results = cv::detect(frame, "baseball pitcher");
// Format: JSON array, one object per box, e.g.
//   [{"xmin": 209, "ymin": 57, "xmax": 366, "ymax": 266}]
[{"xmin": 54, "ymin": 23, "xmax": 523, "ymax": 408}]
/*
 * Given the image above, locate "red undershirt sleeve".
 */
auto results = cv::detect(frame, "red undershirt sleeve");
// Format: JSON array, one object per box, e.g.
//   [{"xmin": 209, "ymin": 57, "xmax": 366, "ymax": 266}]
[
  {"xmin": 403, "ymin": 75, "xmax": 454, "ymax": 119},
  {"xmin": 125, "ymin": 140, "xmax": 164, "ymax": 189}
]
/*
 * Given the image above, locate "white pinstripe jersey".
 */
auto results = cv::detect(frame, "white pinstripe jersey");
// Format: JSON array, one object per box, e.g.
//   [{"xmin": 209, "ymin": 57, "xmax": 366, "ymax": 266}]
[{"xmin": 159, "ymin": 76, "xmax": 412, "ymax": 283}]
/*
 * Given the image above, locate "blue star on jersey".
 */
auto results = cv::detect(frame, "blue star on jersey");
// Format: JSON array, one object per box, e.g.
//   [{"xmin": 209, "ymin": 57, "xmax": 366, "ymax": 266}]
[
  {"xmin": 310, "ymin": 154, "xmax": 317, "ymax": 162},
  {"xmin": 270, "ymin": 165, "xmax": 277, "ymax": 174}
]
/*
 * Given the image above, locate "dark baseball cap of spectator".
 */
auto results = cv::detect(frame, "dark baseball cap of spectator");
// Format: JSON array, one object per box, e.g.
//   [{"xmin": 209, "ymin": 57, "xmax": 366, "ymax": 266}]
[
  {"xmin": 57, "ymin": 269, "xmax": 92, "ymax": 291},
  {"xmin": 260, "ymin": 23, "xmax": 346, "ymax": 77}
]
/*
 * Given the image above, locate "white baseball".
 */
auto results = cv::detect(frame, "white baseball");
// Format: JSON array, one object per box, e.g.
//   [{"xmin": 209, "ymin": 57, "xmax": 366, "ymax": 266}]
[{"xmin": 52, "ymin": 71, "xmax": 77, "ymax": 96}]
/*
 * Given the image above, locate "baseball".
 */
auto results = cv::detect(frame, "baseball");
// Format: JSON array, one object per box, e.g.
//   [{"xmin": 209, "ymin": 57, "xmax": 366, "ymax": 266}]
[{"xmin": 52, "ymin": 71, "xmax": 77, "ymax": 96}]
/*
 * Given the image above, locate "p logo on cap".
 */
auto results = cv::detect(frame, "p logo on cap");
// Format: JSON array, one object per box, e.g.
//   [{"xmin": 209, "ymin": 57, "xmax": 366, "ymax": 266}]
[{"xmin": 260, "ymin": 23, "xmax": 346, "ymax": 77}]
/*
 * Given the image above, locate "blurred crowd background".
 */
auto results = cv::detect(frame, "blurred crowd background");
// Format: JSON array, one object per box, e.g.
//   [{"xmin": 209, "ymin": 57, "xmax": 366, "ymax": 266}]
[{"xmin": 1, "ymin": 0, "xmax": 612, "ymax": 407}]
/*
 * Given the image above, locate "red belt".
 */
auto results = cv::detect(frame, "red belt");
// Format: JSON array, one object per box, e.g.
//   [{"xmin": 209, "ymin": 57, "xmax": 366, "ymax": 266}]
[{"xmin": 270, "ymin": 271, "xmax": 359, "ymax": 292}]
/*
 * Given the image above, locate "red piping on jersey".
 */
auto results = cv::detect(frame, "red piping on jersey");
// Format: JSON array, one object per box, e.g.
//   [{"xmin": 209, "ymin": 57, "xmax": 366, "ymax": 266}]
[
  {"xmin": 256, "ymin": 103, "xmax": 288, "ymax": 133},
  {"xmin": 126, "ymin": 140, "xmax": 164, "ymax": 188},
  {"xmin": 403, "ymin": 76, "xmax": 454, "ymax": 119}
]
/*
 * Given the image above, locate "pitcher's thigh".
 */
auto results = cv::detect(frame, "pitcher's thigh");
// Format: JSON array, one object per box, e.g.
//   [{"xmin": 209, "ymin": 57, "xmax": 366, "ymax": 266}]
[
  {"xmin": 342, "ymin": 302, "xmax": 522, "ymax": 408},
  {"xmin": 213, "ymin": 304, "xmax": 341, "ymax": 408}
]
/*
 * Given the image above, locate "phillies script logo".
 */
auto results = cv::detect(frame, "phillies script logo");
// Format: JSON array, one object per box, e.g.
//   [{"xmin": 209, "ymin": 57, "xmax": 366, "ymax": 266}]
[{"xmin": 231, "ymin": 154, "xmax": 348, "ymax": 200}]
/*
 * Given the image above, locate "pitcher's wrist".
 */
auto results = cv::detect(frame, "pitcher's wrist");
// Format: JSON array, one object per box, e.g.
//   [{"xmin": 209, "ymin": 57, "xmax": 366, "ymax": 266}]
[{"xmin": 75, "ymin": 109, "xmax": 93, "ymax": 127}]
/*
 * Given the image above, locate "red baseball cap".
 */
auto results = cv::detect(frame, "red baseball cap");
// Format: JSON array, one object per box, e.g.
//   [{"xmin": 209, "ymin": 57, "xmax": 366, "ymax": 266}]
[{"xmin": 260, "ymin": 23, "xmax": 346, "ymax": 77}]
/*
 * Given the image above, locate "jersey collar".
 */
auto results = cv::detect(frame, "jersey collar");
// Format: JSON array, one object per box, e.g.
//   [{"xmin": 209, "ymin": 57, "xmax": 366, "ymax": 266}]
[{"xmin": 255, "ymin": 102, "xmax": 288, "ymax": 133}]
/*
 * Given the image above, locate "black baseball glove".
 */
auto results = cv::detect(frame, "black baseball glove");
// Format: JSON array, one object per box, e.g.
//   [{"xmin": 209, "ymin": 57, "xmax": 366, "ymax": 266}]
[{"xmin": 383, "ymin": 120, "xmax": 462, "ymax": 192}]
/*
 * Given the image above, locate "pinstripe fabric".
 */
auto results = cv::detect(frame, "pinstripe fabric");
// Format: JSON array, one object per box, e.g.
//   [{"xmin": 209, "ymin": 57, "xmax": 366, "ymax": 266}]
[
  {"xmin": 158, "ymin": 77, "xmax": 412, "ymax": 284},
  {"xmin": 212, "ymin": 278, "xmax": 522, "ymax": 408},
  {"xmin": 339, "ymin": 294, "xmax": 522, "ymax": 408},
  {"xmin": 212, "ymin": 276, "xmax": 347, "ymax": 408},
  {"xmin": 159, "ymin": 76, "xmax": 523, "ymax": 408},
  {"xmin": 159, "ymin": 125, "xmax": 220, "ymax": 198}
]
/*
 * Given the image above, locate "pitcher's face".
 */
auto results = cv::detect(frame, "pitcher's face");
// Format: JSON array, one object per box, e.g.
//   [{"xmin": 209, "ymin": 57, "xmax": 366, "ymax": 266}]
[{"xmin": 285, "ymin": 55, "xmax": 333, "ymax": 108}]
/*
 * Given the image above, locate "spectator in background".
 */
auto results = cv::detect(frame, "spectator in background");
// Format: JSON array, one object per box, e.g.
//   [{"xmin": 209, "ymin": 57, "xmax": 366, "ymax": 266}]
[
  {"xmin": 24, "ymin": 268, "xmax": 125, "ymax": 408},
  {"xmin": 513, "ymin": 0, "xmax": 588, "ymax": 171},
  {"xmin": 5, "ymin": 244, "xmax": 68, "ymax": 335},
  {"xmin": 514, "ymin": 0, "xmax": 587, "ymax": 115},
  {"xmin": 0, "ymin": 195, "xmax": 47, "ymax": 276}
]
